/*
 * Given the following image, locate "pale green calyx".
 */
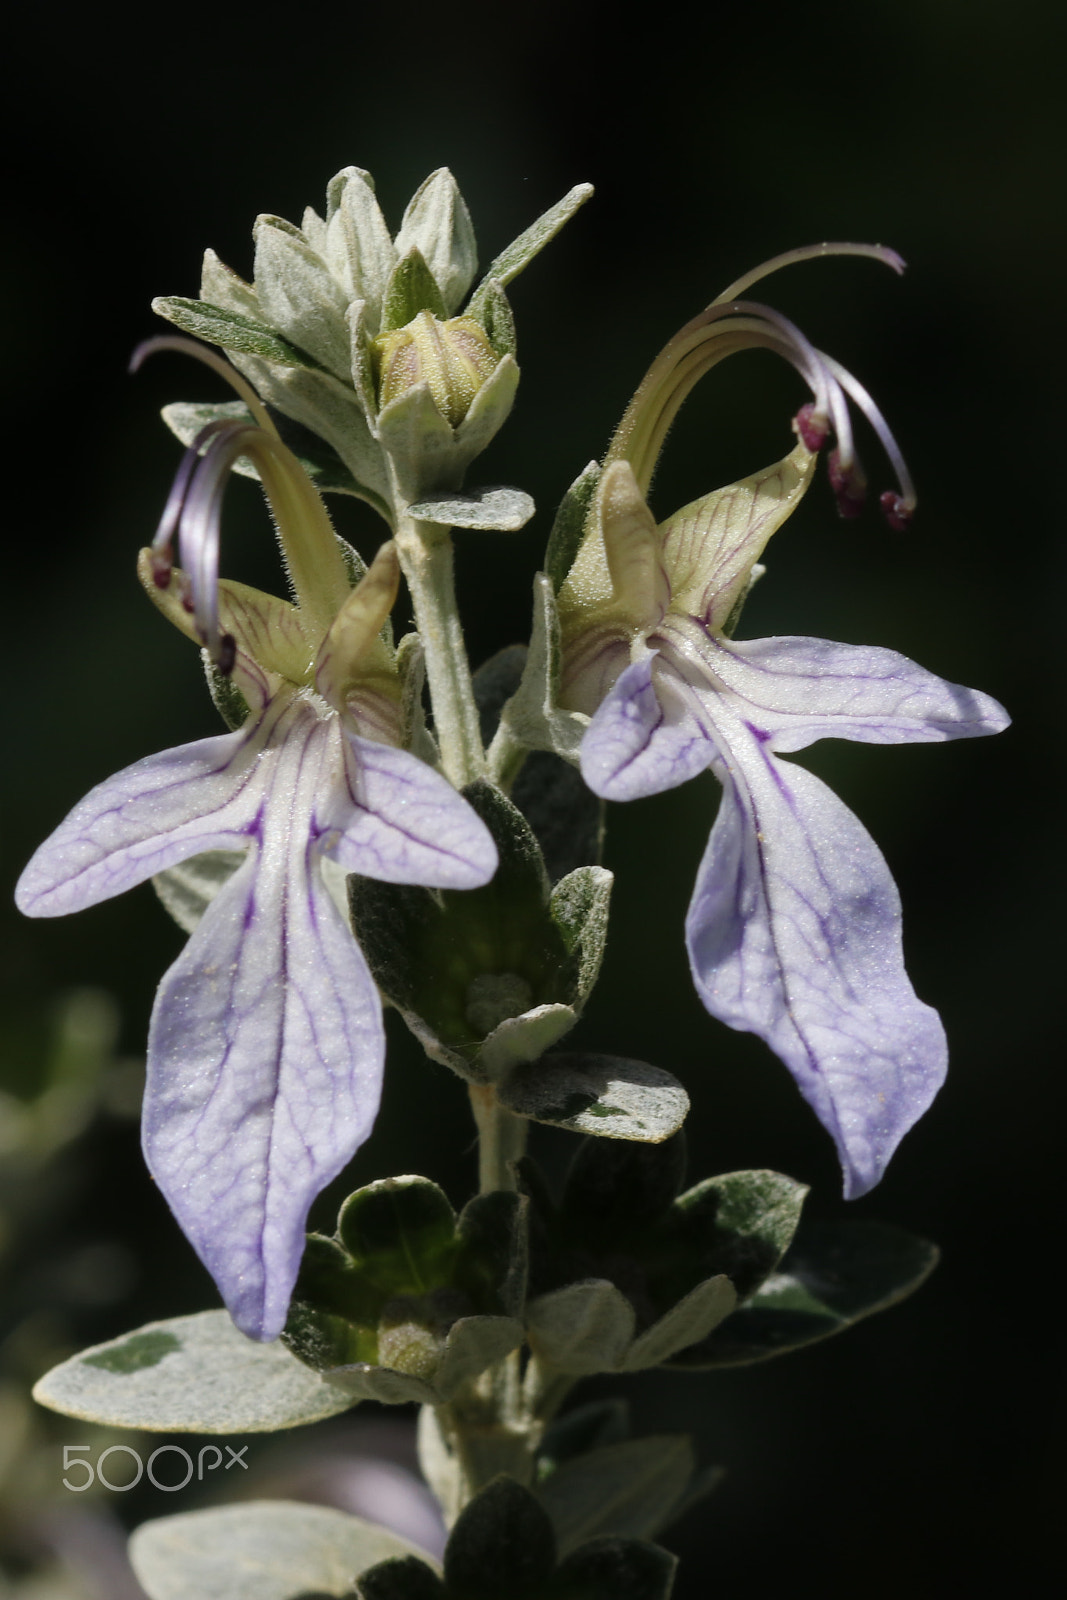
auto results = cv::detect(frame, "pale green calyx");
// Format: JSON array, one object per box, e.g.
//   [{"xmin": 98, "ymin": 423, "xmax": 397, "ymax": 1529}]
[{"xmin": 374, "ymin": 311, "xmax": 499, "ymax": 428}]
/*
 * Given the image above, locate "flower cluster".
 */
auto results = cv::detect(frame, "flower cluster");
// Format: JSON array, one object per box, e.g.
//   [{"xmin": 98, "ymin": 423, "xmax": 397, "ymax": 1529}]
[{"xmin": 17, "ymin": 171, "xmax": 1008, "ymax": 1357}]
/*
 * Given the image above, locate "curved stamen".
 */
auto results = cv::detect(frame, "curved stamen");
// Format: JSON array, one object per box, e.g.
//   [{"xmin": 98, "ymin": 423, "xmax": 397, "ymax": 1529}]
[
  {"xmin": 177, "ymin": 422, "xmax": 263, "ymax": 663},
  {"xmin": 714, "ymin": 242, "xmax": 906, "ymax": 305},
  {"xmin": 130, "ymin": 336, "xmax": 279, "ymax": 437},
  {"xmin": 610, "ymin": 300, "xmax": 857, "ymax": 491},
  {"xmin": 818, "ymin": 352, "xmax": 916, "ymax": 523}
]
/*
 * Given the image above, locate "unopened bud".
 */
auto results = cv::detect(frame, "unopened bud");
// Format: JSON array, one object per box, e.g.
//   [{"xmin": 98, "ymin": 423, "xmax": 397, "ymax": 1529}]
[{"xmin": 374, "ymin": 311, "xmax": 499, "ymax": 428}]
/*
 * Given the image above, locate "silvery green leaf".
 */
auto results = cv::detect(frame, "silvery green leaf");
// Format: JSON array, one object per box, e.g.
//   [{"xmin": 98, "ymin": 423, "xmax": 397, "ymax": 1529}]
[
  {"xmin": 153, "ymin": 849, "xmax": 244, "ymax": 934},
  {"xmin": 477, "ymin": 1003, "xmax": 580, "ymax": 1082},
  {"xmin": 375, "ymin": 381, "xmax": 461, "ymax": 500},
  {"xmin": 621, "ymin": 1275, "xmax": 737, "ymax": 1369},
  {"xmin": 667, "ymin": 1220, "xmax": 939, "ymax": 1369},
  {"xmin": 152, "ymin": 296, "xmax": 313, "ymax": 367},
  {"xmin": 499, "ymin": 1053, "xmax": 689, "ymax": 1143},
  {"xmin": 549, "ymin": 865, "xmax": 612, "ymax": 1004},
  {"xmin": 322, "ymin": 1362, "xmax": 438, "ymax": 1405},
  {"xmin": 32, "ymin": 1311, "xmax": 357, "ymax": 1432},
  {"xmin": 457, "ymin": 1189, "xmax": 529, "ymax": 1319},
  {"xmin": 325, "ymin": 168, "xmax": 396, "ymax": 331},
  {"xmin": 407, "ymin": 486, "xmax": 535, "ymax": 531},
  {"xmin": 253, "ymin": 216, "xmax": 354, "ymax": 380},
  {"xmin": 538, "ymin": 1434, "xmax": 695, "ymax": 1554},
  {"xmin": 227, "ymin": 352, "xmax": 392, "ymax": 519},
  {"xmin": 395, "ymin": 169, "xmax": 478, "ymax": 314},
  {"xmin": 200, "ymin": 247, "xmax": 261, "ymax": 316},
  {"xmin": 468, "ymin": 183, "xmax": 594, "ymax": 306},
  {"xmin": 162, "ymin": 400, "xmax": 370, "ymax": 499},
  {"xmin": 494, "ymin": 575, "xmax": 589, "ymax": 763},
  {"xmin": 301, "ymin": 204, "xmax": 328, "ymax": 254},
  {"xmin": 381, "ymin": 247, "xmax": 448, "ymax": 331},
  {"xmin": 466, "ymin": 279, "xmax": 516, "ymax": 359},
  {"xmin": 431, "ymin": 1314, "xmax": 525, "ymax": 1398},
  {"xmin": 129, "ymin": 1501, "xmax": 428, "ymax": 1600},
  {"xmin": 349, "ymin": 300, "xmax": 380, "ymax": 422},
  {"xmin": 417, "ymin": 1404, "xmax": 463, "ymax": 1526},
  {"xmin": 673, "ymin": 1169, "xmax": 807, "ymax": 1298},
  {"xmin": 545, "ymin": 461, "xmax": 600, "ymax": 592},
  {"xmin": 525, "ymin": 1280, "xmax": 635, "ymax": 1373}
]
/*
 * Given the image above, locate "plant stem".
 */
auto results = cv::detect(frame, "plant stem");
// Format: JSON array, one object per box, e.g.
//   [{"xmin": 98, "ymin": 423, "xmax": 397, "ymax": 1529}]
[
  {"xmin": 394, "ymin": 512, "xmax": 485, "ymax": 789},
  {"xmin": 468, "ymin": 1084, "xmax": 528, "ymax": 1193}
]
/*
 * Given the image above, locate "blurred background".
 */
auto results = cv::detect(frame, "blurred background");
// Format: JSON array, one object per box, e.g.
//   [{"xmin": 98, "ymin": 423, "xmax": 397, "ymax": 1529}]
[{"xmin": 3, "ymin": 1, "xmax": 1062, "ymax": 1594}]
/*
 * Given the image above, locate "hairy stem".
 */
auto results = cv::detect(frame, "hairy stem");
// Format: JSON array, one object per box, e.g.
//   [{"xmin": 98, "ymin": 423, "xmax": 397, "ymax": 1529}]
[
  {"xmin": 394, "ymin": 513, "xmax": 485, "ymax": 789},
  {"xmin": 468, "ymin": 1084, "xmax": 528, "ymax": 1193}
]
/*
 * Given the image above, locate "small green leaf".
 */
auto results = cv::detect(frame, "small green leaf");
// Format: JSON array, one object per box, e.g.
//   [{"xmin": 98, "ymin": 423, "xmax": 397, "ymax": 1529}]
[
  {"xmin": 525, "ymin": 1280, "xmax": 636, "ymax": 1373},
  {"xmin": 161, "ymin": 400, "xmax": 370, "ymax": 498},
  {"xmin": 466, "ymin": 279, "xmax": 517, "ymax": 359},
  {"xmin": 499, "ymin": 1053, "xmax": 689, "ymax": 1143},
  {"xmin": 129, "ymin": 1501, "xmax": 428, "ymax": 1600},
  {"xmin": 252, "ymin": 215, "xmax": 355, "ymax": 379},
  {"xmin": 407, "ymin": 486, "xmax": 535, "ymax": 531},
  {"xmin": 338, "ymin": 1177, "xmax": 457, "ymax": 1292},
  {"xmin": 671, "ymin": 1169, "xmax": 807, "ymax": 1298},
  {"xmin": 444, "ymin": 1478, "xmax": 556, "ymax": 1596},
  {"xmin": 468, "ymin": 183, "xmax": 594, "ymax": 307},
  {"xmin": 152, "ymin": 296, "xmax": 317, "ymax": 367},
  {"xmin": 381, "ymin": 247, "xmax": 448, "ymax": 331},
  {"xmin": 544, "ymin": 461, "xmax": 600, "ymax": 592},
  {"xmin": 358, "ymin": 1555, "xmax": 445, "ymax": 1600},
  {"xmin": 621, "ymin": 1276, "xmax": 736, "ymax": 1369},
  {"xmin": 395, "ymin": 169, "xmax": 478, "ymax": 315},
  {"xmin": 33, "ymin": 1312, "xmax": 356, "ymax": 1433},
  {"xmin": 538, "ymin": 1434, "xmax": 694, "ymax": 1554},
  {"xmin": 549, "ymin": 866, "xmax": 612, "ymax": 1006},
  {"xmin": 538, "ymin": 1399, "xmax": 632, "ymax": 1476},
  {"xmin": 667, "ymin": 1220, "xmax": 939, "ymax": 1369},
  {"xmin": 554, "ymin": 1537, "xmax": 677, "ymax": 1600}
]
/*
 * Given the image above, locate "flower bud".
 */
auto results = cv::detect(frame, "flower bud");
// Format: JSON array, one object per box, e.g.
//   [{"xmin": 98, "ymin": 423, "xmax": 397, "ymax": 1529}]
[{"xmin": 373, "ymin": 310, "xmax": 499, "ymax": 427}]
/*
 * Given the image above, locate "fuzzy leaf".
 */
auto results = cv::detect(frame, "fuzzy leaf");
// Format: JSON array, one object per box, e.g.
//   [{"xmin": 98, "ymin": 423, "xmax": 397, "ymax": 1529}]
[
  {"xmin": 667, "ymin": 1220, "xmax": 938, "ymax": 1368},
  {"xmin": 152, "ymin": 296, "xmax": 316, "ymax": 367},
  {"xmin": 499, "ymin": 1053, "xmax": 689, "ymax": 1142},
  {"xmin": 33, "ymin": 1312, "xmax": 356, "ymax": 1433},
  {"xmin": 161, "ymin": 399, "xmax": 368, "ymax": 497},
  {"xmin": 468, "ymin": 183, "xmax": 594, "ymax": 310},
  {"xmin": 407, "ymin": 486, "xmax": 535, "ymax": 531},
  {"xmin": 621, "ymin": 1275, "xmax": 736, "ymax": 1368},
  {"xmin": 545, "ymin": 461, "xmax": 601, "ymax": 592},
  {"xmin": 538, "ymin": 1434, "xmax": 694, "ymax": 1554},
  {"xmin": 381, "ymin": 247, "xmax": 448, "ymax": 330},
  {"xmin": 525, "ymin": 1280, "xmax": 635, "ymax": 1373},
  {"xmin": 554, "ymin": 1537, "xmax": 677, "ymax": 1600},
  {"xmin": 129, "ymin": 1501, "xmax": 426, "ymax": 1600},
  {"xmin": 395, "ymin": 170, "xmax": 478, "ymax": 314}
]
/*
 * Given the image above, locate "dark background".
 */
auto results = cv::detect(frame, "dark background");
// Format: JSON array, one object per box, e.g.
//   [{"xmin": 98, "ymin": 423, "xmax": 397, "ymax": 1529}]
[{"xmin": 3, "ymin": 1, "xmax": 1062, "ymax": 1593}]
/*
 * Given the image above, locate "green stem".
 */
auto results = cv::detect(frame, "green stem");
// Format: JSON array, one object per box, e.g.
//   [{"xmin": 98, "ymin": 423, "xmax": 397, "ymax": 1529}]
[
  {"xmin": 394, "ymin": 512, "xmax": 485, "ymax": 789},
  {"xmin": 468, "ymin": 1084, "xmax": 528, "ymax": 1193}
]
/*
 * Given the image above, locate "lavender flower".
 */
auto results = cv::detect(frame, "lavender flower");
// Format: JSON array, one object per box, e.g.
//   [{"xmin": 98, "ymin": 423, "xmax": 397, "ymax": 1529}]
[
  {"xmin": 557, "ymin": 247, "xmax": 1009, "ymax": 1197},
  {"xmin": 16, "ymin": 341, "xmax": 497, "ymax": 1339}
]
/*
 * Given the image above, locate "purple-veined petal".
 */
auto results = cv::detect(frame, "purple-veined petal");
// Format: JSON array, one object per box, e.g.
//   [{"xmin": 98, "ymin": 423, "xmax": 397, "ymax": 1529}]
[
  {"xmin": 143, "ymin": 710, "xmax": 384, "ymax": 1340},
  {"xmin": 579, "ymin": 654, "xmax": 713, "ymax": 801},
  {"xmin": 685, "ymin": 713, "xmax": 945, "ymax": 1197},
  {"xmin": 690, "ymin": 631, "xmax": 1010, "ymax": 753},
  {"xmin": 13, "ymin": 709, "xmax": 288, "ymax": 918},
  {"xmin": 324, "ymin": 730, "xmax": 498, "ymax": 888}
]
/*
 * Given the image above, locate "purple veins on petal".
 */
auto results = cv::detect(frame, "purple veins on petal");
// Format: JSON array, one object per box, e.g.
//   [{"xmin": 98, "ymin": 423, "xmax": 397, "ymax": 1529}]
[
  {"xmin": 685, "ymin": 722, "xmax": 947, "ymax": 1198},
  {"xmin": 579, "ymin": 655, "xmax": 713, "ymax": 803}
]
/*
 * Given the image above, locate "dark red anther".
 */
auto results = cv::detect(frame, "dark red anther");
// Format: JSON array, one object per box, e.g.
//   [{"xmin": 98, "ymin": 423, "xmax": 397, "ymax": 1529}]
[
  {"xmin": 880, "ymin": 491, "xmax": 914, "ymax": 532},
  {"xmin": 216, "ymin": 633, "xmax": 237, "ymax": 677},
  {"xmin": 150, "ymin": 550, "xmax": 173, "ymax": 589},
  {"xmin": 795, "ymin": 402, "xmax": 831, "ymax": 452},
  {"xmin": 828, "ymin": 448, "xmax": 867, "ymax": 520}
]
